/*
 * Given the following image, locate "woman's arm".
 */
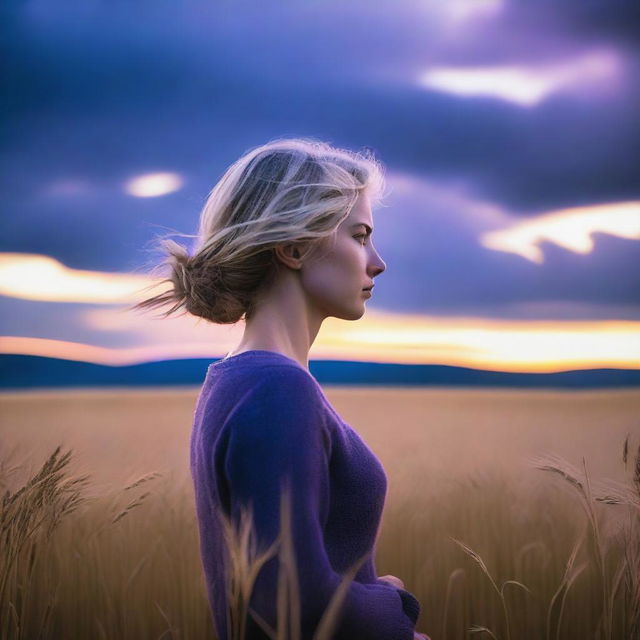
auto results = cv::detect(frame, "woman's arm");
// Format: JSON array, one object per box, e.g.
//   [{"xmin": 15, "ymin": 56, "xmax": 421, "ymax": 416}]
[{"xmin": 222, "ymin": 367, "xmax": 420, "ymax": 640}]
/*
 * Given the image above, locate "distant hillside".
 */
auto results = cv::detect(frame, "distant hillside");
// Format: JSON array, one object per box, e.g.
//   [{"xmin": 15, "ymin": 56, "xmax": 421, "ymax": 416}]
[{"xmin": 1, "ymin": 354, "xmax": 639, "ymax": 390}]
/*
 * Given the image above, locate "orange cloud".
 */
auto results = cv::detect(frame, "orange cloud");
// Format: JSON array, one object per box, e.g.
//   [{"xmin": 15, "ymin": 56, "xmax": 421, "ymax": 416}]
[{"xmin": 0, "ymin": 253, "xmax": 168, "ymax": 303}]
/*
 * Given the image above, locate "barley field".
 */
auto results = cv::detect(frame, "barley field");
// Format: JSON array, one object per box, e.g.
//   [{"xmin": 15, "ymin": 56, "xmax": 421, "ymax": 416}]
[{"xmin": 1, "ymin": 385, "xmax": 638, "ymax": 640}]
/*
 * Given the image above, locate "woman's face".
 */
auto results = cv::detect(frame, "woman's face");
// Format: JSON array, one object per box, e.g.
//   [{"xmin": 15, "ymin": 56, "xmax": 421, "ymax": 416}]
[{"xmin": 302, "ymin": 191, "xmax": 386, "ymax": 321}]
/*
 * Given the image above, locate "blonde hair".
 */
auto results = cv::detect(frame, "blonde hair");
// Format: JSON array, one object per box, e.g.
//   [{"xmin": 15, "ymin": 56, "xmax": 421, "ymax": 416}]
[{"xmin": 129, "ymin": 136, "xmax": 386, "ymax": 324}]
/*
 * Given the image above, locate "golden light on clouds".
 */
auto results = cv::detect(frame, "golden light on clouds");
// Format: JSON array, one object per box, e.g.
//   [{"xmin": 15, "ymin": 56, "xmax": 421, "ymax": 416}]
[
  {"xmin": 124, "ymin": 172, "xmax": 184, "ymax": 197},
  {"xmin": 0, "ymin": 253, "xmax": 169, "ymax": 303},
  {"xmin": 417, "ymin": 49, "xmax": 620, "ymax": 106},
  {"xmin": 318, "ymin": 310, "xmax": 640, "ymax": 372},
  {"xmin": 1, "ymin": 253, "xmax": 638, "ymax": 373},
  {"xmin": 479, "ymin": 201, "xmax": 640, "ymax": 263}
]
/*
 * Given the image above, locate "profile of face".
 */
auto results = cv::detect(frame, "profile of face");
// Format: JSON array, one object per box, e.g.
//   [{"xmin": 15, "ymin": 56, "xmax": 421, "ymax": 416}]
[{"xmin": 299, "ymin": 191, "xmax": 386, "ymax": 321}]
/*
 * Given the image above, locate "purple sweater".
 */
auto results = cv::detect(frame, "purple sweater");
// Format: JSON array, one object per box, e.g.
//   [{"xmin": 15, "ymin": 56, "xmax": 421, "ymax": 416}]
[{"xmin": 190, "ymin": 350, "xmax": 421, "ymax": 639}]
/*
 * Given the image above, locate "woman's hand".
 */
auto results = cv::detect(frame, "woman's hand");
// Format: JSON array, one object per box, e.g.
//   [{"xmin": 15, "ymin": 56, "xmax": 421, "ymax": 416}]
[
  {"xmin": 377, "ymin": 574, "xmax": 405, "ymax": 589},
  {"xmin": 379, "ymin": 575, "xmax": 429, "ymax": 638}
]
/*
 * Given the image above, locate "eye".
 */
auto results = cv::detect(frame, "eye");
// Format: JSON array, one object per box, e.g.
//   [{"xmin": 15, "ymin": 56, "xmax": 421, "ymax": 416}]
[{"xmin": 354, "ymin": 234, "xmax": 368, "ymax": 245}]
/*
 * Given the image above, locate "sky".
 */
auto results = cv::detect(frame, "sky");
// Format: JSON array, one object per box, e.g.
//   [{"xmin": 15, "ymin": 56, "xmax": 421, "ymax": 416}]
[{"xmin": 1, "ymin": 0, "xmax": 639, "ymax": 372}]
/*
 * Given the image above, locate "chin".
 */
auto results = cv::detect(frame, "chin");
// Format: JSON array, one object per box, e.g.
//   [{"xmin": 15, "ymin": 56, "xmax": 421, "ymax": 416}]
[
  {"xmin": 342, "ymin": 304, "xmax": 367, "ymax": 321},
  {"xmin": 318, "ymin": 295, "xmax": 367, "ymax": 321}
]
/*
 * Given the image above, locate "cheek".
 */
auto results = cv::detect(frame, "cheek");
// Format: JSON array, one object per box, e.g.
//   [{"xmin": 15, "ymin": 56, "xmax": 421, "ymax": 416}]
[
  {"xmin": 302, "ymin": 241, "xmax": 361, "ymax": 297},
  {"xmin": 303, "ymin": 261, "xmax": 343, "ymax": 296}
]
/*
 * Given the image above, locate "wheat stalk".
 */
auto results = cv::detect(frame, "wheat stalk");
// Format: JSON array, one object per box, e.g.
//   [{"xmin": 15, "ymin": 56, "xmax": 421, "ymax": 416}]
[
  {"xmin": 450, "ymin": 536, "xmax": 531, "ymax": 640},
  {"xmin": 533, "ymin": 435, "xmax": 640, "ymax": 640},
  {"xmin": 123, "ymin": 472, "xmax": 163, "ymax": 492},
  {"xmin": 440, "ymin": 567, "xmax": 465, "ymax": 640},
  {"xmin": 0, "ymin": 445, "xmax": 90, "ymax": 639}
]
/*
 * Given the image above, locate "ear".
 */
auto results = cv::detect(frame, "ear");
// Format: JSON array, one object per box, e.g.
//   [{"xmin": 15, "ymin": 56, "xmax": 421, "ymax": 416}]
[{"xmin": 274, "ymin": 242, "xmax": 310, "ymax": 270}]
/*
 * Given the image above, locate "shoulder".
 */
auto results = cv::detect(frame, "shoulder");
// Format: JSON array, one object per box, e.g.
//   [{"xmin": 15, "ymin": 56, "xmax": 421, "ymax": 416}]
[
  {"xmin": 223, "ymin": 364, "xmax": 333, "ymax": 461},
  {"xmin": 226, "ymin": 363, "xmax": 327, "ymax": 433},
  {"xmin": 239, "ymin": 362, "xmax": 321, "ymax": 401}
]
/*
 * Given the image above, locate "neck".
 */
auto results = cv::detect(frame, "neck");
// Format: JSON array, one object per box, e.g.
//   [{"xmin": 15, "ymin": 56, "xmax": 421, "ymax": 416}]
[{"xmin": 229, "ymin": 277, "xmax": 324, "ymax": 371}]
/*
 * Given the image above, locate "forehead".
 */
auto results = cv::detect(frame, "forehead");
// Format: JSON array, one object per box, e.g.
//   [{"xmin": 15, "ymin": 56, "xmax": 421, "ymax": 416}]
[{"xmin": 341, "ymin": 192, "xmax": 373, "ymax": 228}]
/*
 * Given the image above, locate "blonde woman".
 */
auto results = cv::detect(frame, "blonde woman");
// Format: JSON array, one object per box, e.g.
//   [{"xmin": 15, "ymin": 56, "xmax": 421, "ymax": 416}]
[{"xmin": 132, "ymin": 137, "xmax": 429, "ymax": 640}]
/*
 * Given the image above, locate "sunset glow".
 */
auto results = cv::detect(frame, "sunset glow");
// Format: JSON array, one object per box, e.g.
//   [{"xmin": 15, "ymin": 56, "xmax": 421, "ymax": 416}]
[
  {"xmin": 1, "ymin": 252, "xmax": 638, "ymax": 373},
  {"xmin": 2, "ymin": 309, "xmax": 638, "ymax": 374}
]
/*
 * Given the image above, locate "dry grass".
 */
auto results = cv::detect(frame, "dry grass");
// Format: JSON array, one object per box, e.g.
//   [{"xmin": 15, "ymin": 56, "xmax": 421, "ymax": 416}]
[
  {"xmin": 1, "ymin": 435, "xmax": 638, "ymax": 639},
  {"xmin": 442, "ymin": 434, "xmax": 640, "ymax": 640},
  {"xmin": 0, "ymin": 447, "xmax": 90, "ymax": 638},
  {"xmin": 1, "ymin": 387, "xmax": 639, "ymax": 639},
  {"xmin": 0, "ymin": 448, "xmax": 369, "ymax": 640}
]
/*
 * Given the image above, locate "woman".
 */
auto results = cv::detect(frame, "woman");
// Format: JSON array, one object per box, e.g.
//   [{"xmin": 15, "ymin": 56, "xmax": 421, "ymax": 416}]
[{"xmin": 133, "ymin": 137, "xmax": 429, "ymax": 639}]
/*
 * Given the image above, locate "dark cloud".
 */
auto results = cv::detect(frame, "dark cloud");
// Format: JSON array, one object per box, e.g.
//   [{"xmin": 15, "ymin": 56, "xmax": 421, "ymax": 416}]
[
  {"xmin": 1, "ymin": 0, "xmax": 638, "ymax": 324},
  {"xmin": 502, "ymin": 0, "xmax": 640, "ymax": 47},
  {"xmin": 3, "ymin": 0, "xmax": 638, "ymax": 213}
]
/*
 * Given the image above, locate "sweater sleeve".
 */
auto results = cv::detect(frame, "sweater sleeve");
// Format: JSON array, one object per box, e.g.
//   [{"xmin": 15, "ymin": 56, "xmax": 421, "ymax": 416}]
[{"xmin": 222, "ymin": 366, "xmax": 418, "ymax": 640}]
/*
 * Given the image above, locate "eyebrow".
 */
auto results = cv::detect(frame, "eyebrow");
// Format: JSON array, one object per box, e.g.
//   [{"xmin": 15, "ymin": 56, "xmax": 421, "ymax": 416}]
[{"xmin": 350, "ymin": 223, "xmax": 373, "ymax": 234}]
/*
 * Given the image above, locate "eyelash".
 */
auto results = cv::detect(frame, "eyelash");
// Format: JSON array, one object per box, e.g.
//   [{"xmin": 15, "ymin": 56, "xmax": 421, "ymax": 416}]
[{"xmin": 354, "ymin": 234, "xmax": 368, "ymax": 245}]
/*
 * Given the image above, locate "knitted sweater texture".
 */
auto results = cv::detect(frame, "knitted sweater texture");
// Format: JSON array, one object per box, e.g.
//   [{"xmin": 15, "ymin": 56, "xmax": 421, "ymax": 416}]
[{"xmin": 190, "ymin": 350, "xmax": 421, "ymax": 639}]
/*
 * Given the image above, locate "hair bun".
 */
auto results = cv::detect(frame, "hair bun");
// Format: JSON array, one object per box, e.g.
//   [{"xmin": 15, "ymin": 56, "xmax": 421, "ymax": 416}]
[{"xmin": 172, "ymin": 254, "xmax": 194, "ymax": 302}]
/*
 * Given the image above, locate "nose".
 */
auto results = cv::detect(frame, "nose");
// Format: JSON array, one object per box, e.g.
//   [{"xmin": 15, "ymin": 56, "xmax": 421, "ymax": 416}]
[{"xmin": 368, "ymin": 245, "xmax": 386, "ymax": 278}]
